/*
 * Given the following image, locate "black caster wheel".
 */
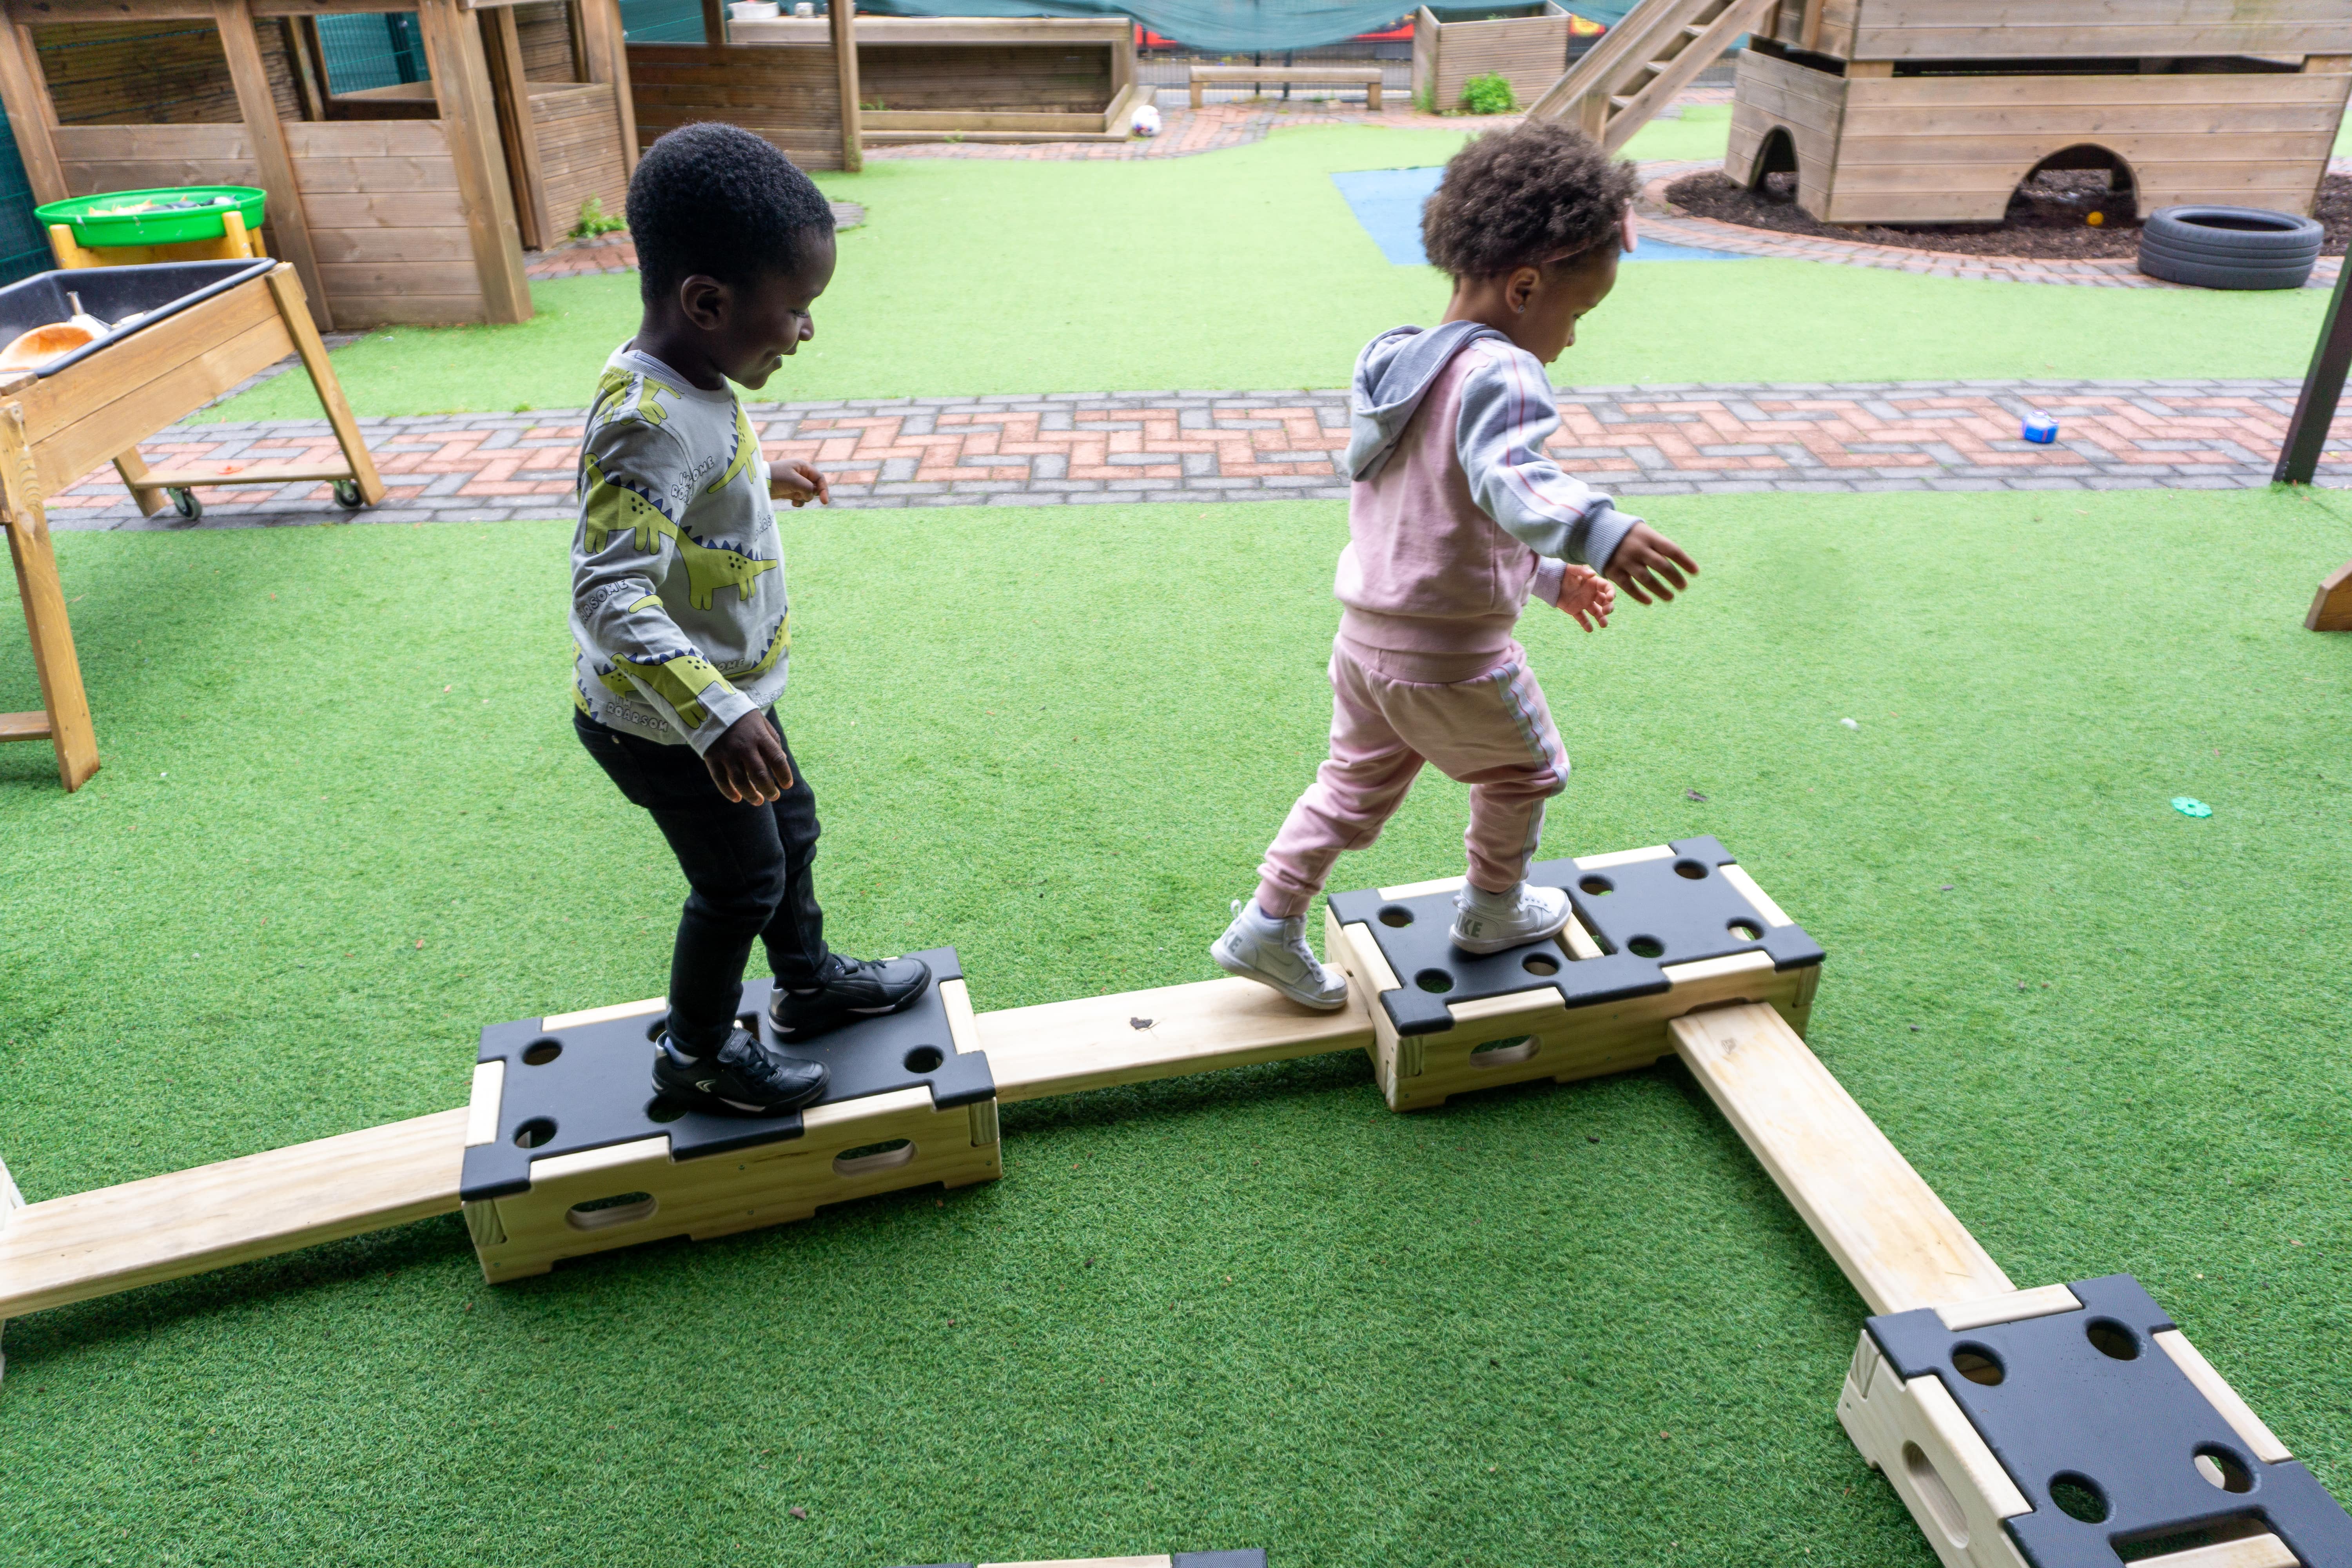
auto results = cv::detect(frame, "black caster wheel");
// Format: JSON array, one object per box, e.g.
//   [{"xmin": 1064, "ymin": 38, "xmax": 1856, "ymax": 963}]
[
  {"xmin": 332, "ymin": 479, "xmax": 364, "ymax": 508},
  {"xmin": 169, "ymin": 487, "xmax": 202, "ymax": 521}
]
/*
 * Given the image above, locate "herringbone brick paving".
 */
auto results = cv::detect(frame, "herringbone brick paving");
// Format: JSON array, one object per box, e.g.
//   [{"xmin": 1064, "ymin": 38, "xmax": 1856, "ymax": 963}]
[{"xmin": 51, "ymin": 379, "xmax": 2349, "ymax": 531}]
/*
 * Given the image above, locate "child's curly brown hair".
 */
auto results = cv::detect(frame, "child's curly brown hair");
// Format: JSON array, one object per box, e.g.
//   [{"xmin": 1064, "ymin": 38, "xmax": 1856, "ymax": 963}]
[{"xmin": 1420, "ymin": 120, "xmax": 1639, "ymax": 280}]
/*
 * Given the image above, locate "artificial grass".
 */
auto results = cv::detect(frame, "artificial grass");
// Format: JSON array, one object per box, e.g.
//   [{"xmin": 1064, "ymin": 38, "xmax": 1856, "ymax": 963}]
[
  {"xmin": 5, "ymin": 486, "xmax": 2352, "ymax": 1566},
  {"xmin": 202, "ymin": 118, "xmax": 2336, "ymax": 422}
]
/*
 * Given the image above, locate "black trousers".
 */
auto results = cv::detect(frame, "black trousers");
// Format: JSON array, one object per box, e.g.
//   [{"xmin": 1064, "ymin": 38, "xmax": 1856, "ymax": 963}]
[{"xmin": 575, "ymin": 708, "xmax": 832, "ymax": 1053}]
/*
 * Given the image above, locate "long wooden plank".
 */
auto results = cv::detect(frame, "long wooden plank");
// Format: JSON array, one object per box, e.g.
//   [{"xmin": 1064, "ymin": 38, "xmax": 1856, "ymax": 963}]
[
  {"xmin": 266, "ymin": 263, "xmax": 385, "ymax": 505},
  {"xmin": 0, "ymin": 1110, "xmax": 466, "ymax": 1319},
  {"xmin": 0, "ymin": 20, "xmax": 74, "ymax": 207},
  {"xmin": 977, "ymin": 976, "xmax": 1374, "ymax": 1103},
  {"xmin": 828, "ymin": 0, "xmax": 857, "ymax": 172},
  {"xmin": 1671, "ymin": 1002, "xmax": 2011, "ymax": 1315},
  {"xmin": 485, "ymin": 4, "xmax": 552, "ymax": 250}
]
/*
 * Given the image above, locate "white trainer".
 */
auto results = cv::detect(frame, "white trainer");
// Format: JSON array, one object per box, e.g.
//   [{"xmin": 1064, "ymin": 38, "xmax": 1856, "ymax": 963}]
[
  {"xmin": 1210, "ymin": 898, "xmax": 1350, "ymax": 1011},
  {"xmin": 1450, "ymin": 881, "xmax": 1573, "ymax": 955}
]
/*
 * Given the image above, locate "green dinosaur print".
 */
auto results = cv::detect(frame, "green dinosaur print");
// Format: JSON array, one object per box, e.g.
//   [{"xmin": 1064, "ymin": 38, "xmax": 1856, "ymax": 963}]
[
  {"xmin": 742, "ymin": 612, "xmax": 790, "ymax": 679},
  {"xmin": 604, "ymin": 651, "xmax": 733, "ymax": 730},
  {"xmin": 636, "ymin": 380, "xmax": 674, "ymax": 428},
  {"xmin": 705, "ymin": 402, "xmax": 759, "ymax": 496},
  {"xmin": 582, "ymin": 456, "xmax": 673, "ymax": 555},
  {"xmin": 675, "ymin": 530, "xmax": 779, "ymax": 611}
]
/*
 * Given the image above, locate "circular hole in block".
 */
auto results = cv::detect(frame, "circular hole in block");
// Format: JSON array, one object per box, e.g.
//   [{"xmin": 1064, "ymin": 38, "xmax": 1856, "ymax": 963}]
[
  {"xmin": 904, "ymin": 1044, "xmax": 945, "ymax": 1074},
  {"xmin": 2086, "ymin": 1318, "xmax": 2141, "ymax": 1361},
  {"xmin": 1579, "ymin": 875, "xmax": 1614, "ymax": 896},
  {"xmin": 1414, "ymin": 968, "xmax": 1454, "ymax": 994},
  {"xmin": 521, "ymin": 1038, "xmax": 563, "ymax": 1066},
  {"xmin": 1628, "ymin": 936, "xmax": 1666, "ymax": 959},
  {"xmin": 566, "ymin": 1191, "xmax": 657, "ymax": 1231},
  {"xmin": 834, "ymin": 1138, "xmax": 916, "ymax": 1176},
  {"xmin": 1470, "ymin": 1035, "xmax": 1538, "ymax": 1069},
  {"xmin": 1951, "ymin": 1344, "xmax": 2005, "ymax": 1386},
  {"xmin": 646, "ymin": 1097, "xmax": 687, "ymax": 1124},
  {"xmin": 1523, "ymin": 953, "xmax": 1560, "ymax": 976},
  {"xmin": 1901, "ymin": 1443, "xmax": 1970, "ymax": 1549},
  {"xmin": 1729, "ymin": 918, "xmax": 1762, "ymax": 942},
  {"xmin": 513, "ymin": 1117, "xmax": 556, "ymax": 1149},
  {"xmin": 1674, "ymin": 859, "xmax": 1708, "ymax": 880},
  {"xmin": 2194, "ymin": 1447, "xmax": 2254, "ymax": 1494},
  {"xmin": 1377, "ymin": 904, "xmax": 1415, "ymax": 928},
  {"xmin": 2049, "ymin": 1473, "xmax": 2110, "ymax": 1524}
]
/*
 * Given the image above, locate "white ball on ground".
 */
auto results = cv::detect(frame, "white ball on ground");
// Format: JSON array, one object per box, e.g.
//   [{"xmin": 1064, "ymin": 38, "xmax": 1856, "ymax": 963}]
[{"xmin": 1132, "ymin": 103, "xmax": 1162, "ymax": 137}]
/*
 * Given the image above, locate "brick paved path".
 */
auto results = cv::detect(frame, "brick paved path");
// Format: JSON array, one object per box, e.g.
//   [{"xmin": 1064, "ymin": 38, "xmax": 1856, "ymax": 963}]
[{"xmin": 51, "ymin": 379, "xmax": 2348, "ymax": 531}]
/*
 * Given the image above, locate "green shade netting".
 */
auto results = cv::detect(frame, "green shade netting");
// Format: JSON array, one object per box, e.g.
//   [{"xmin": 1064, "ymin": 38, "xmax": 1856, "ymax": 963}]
[{"xmin": 622, "ymin": 0, "xmax": 1638, "ymax": 54}]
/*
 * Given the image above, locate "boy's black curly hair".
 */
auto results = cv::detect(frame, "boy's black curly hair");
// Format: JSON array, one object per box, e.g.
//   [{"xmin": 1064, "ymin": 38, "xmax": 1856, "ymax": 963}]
[
  {"xmin": 626, "ymin": 122, "xmax": 835, "ymax": 303},
  {"xmin": 1421, "ymin": 120, "xmax": 1639, "ymax": 280}
]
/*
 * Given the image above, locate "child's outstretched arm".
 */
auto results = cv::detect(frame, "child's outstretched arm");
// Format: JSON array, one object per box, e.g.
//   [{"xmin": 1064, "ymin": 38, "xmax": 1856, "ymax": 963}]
[{"xmin": 1454, "ymin": 343, "xmax": 1699, "ymax": 601}]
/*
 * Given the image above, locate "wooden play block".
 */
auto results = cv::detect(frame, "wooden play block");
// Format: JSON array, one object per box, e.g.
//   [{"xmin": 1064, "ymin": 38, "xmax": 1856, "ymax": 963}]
[
  {"xmin": 1324, "ymin": 841, "xmax": 1822, "ymax": 1112},
  {"xmin": 459, "ymin": 959, "xmax": 1002, "ymax": 1282},
  {"xmin": 2307, "ymin": 559, "xmax": 2352, "ymax": 632}
]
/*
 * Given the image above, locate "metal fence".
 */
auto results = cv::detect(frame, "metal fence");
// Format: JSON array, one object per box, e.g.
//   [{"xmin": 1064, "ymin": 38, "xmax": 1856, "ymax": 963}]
[
  {"xmin": 314, "ymin": 11, "xmax": 430, "ymax": 93},
  {"xmin": 619, "ymin": 0, "xmax": 708, "ymax": 43},
  {"xmin": 0, "ymin": 111, "xmax": 49, "ymax": 286}
]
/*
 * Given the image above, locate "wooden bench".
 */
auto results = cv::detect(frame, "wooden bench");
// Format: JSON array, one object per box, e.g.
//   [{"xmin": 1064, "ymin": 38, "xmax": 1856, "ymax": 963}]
[{"xmin": 1188, "ymin": 64, "xmax": 1383, "ymax": 109}]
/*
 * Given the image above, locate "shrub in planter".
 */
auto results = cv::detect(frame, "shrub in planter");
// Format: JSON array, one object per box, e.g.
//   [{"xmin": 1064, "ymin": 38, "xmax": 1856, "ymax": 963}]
[{"xmin": 1461, "ymin": 72, "xmax": 1517, "ymax": 115}]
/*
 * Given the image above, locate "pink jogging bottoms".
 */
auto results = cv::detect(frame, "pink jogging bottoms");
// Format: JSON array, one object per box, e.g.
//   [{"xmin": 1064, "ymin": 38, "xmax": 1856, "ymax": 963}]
[{"xmin": 1254, "ymin": 637, "xmax": 1569, "ymax": 918}]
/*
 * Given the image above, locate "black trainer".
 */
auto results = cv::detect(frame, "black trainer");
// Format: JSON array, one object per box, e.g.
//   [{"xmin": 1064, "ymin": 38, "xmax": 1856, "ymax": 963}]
[
  {"xmin": 650, "ymin": 1025, "xmax": 829, "ymax": 1116},
  {"xmin": 767, "ymin": 954, "xmax": 933, "ymax": 1042}
]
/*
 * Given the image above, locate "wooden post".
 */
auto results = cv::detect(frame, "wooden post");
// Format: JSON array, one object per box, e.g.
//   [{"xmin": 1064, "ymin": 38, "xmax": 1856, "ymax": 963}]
[
  {"xmin": 1798, "ymin": 0, "xmax": 1824, "ymax": 54},
  {"xmin": 2307, "ymin": 560, "xmax": 2352, "ymax": 632},
  {"xmin": 0, "ymin": 401, "xmax": 98, "ymax": 791},
  {"xmin": 2277, "ymin": 250, "xmax": 2352, "ymax": 485},
  {"xmin": 565, "ymin": 0, "xmax": 590, "ymax": 82},
  {"xmin": 699, "ymin": 0, "xmax": 723, "ymax": 44},
  {"xmin": 0, "ymin": 21, "xmax": 65, "ymax": 206},
  {"xmin": 416, "ymin": 0, "xmax": 532, "ymax": 324},
  {"xmin": 264, "ymin": 264, "xmax": 385, "ymax": 505},
  {"xmin": 578, "ymin": 0, "xmax": 637, "ymax": 175},
  {"xmin": 280, "ymin": 16, "xmax": 327, "ymax": 121},
  {"xmin": 483, "ymin": 5, "xmax": 552, "ymax": 250},
  {"xmin": 829, "ymin": 0, "xmax": 860, "ymax": 172},
  {"xmin": 211, "ymin": 0, "xmax": 332, "ymax": 332}
]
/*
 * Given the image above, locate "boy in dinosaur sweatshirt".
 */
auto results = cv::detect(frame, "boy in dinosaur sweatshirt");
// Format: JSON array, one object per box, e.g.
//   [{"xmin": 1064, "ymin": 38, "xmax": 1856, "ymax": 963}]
[{"xmin": 569, "ymin": 123, "xmax": 927, "ymax": 1119}]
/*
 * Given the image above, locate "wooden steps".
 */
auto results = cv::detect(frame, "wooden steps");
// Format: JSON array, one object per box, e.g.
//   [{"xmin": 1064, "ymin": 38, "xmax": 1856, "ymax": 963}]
[{"xmin": 1525, "ymin": 0, "xmax": 1775, "ymax": 152}]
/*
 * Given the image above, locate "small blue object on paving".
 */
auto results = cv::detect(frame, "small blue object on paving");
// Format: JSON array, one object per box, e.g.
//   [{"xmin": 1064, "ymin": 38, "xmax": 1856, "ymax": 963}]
[{"xmin": 1331, "ymin": 166, "xmax": 1753, "ymax": 266}]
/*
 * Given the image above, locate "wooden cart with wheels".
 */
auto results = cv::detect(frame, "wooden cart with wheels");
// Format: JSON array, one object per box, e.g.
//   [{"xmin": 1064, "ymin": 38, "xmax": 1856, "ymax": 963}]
[{"xmin": 0, "ymin": 258, "xmax": 385, "ymax": 791}]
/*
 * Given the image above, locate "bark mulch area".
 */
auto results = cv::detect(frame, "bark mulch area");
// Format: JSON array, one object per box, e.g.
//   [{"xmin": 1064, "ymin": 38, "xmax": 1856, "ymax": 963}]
[{"xmin": 1663, "ymin": 169, "xmax": 2351, "ymax": 260}]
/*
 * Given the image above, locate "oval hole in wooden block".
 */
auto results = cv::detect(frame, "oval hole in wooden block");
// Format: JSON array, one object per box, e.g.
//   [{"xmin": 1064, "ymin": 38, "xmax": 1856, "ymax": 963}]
[
  {"xmin": 2195, "ymin": 1447, "xmax": 2256, "ymax": 1494},
  {"xmin": 1901, "ymin": 1442, "xmax": 1971, "ymax": 1549},
  {"xmin": 1415, "ymin": 968, "xmax": 1454, "ymax": 994},
  {"xmin": 1522, "ymin": 952, "xmax": 1559, "ymax": 976},
  {"xmin": 1951, "ymin": 1344, "xmax": 2004, "ymax": 1386},
  {"xmin": 1579, "ymin": 876, "xmax": 1613, "ymax": 896},
  {"xmin": 567, "ymin": 1191, "xmax": 657, "ymax": 1231},
  {"xmin": 1470, "ymin": 1035, "xmax": 1537, "ymax": 1068},
  {"xmin": 522, "ymin": 1038, "xmax": 562, "ymax": 1066},
  {"xmin": 1378, "ymin": 904, "xmax": 1415, "ymax": 928},
  {"xmin": 514, "ymin": 1117, "xmax": 556, "ymax": 1149},
  {"xmin": 1674, "ymin": 859, "xmax": 1708, "ymax": 880},
  {"xmin": 835, "ymin": 1138, "xmax": 916, "ymax": 1176}
]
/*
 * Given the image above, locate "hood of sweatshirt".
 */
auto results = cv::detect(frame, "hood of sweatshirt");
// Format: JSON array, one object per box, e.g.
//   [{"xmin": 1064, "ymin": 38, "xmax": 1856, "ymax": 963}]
[{"xmin": 1342, "ymin": 321, "xmax": 1512, "ymax": 483}]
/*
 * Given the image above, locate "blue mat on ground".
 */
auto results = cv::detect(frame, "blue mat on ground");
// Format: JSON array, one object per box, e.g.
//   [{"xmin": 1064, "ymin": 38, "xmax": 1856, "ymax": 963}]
[{"xmin": 1331, "ymin": 167, "xmax": 1754, "ymax": 267}]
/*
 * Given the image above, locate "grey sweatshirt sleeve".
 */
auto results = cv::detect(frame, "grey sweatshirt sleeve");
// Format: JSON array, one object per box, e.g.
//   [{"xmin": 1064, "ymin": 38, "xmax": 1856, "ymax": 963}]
[
  {"xmin": 572, "ymin": 416, "xmax": 761, "ymax": 752},
  {"xmin": 1454, "ymin": 342, "xmax": 1641, "ymax": 573}
]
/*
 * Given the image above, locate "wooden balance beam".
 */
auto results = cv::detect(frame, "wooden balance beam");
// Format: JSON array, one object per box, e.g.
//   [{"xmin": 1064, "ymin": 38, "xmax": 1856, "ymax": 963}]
[
  {"xmin": 6, "ymin": 844, "xmax": 2346, "ymax": 1568},
  {"xmin": 1187, "ymin": 65, "xmax": 1383, "ymax": 109}
]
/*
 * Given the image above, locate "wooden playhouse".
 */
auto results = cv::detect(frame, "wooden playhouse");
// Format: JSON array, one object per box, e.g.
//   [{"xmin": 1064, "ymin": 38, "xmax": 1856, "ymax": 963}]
[
  {"xmin": 1411, "ymin": 2, "xmax": 1578, "ymax": 115},
  {"xmin": 0, "ymin": 0, "xmax": 878, "ymax": 324},
  {"xmin": 1726, "ymin": 0, "xmax": 2352, "ymax": 224}
]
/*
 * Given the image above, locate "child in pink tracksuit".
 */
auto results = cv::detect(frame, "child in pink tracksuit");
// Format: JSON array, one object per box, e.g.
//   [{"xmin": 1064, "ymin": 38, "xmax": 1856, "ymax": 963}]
[{"xmin": 1214, "ymin": 121, "xmax": 1699, "ymax": 1009}]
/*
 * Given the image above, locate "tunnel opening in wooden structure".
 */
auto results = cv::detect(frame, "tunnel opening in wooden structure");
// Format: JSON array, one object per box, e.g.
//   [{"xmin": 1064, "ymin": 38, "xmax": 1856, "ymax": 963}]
[{"xmin": 1723, "ymin": 0, "xmax": 2352, "ymax": 227}]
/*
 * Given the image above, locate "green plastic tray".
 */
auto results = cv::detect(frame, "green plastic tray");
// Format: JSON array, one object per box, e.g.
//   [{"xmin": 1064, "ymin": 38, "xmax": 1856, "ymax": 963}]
[{"xmin": 34, "ymin": 186, "xmax": 267, "ymax": 249}]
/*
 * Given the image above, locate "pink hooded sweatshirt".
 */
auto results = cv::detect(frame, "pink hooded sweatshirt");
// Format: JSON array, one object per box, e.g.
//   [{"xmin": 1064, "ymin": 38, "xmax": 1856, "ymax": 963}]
[{"xmin": 1335, "ymin": 321, "xmax": 1639, "ymax": 682}]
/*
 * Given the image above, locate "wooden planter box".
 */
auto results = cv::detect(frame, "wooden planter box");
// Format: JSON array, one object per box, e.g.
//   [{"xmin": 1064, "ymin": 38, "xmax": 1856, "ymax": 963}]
[
  {"xmin": 1726, "ymin": 0, "xmax": 2352, "ymax": 225},
  {"xmin": 730, "ymin": 14, "xmax": 1145, "ymax": 144},
  {"xmin": 1411, "ymin": 2, "xmax": 1572, "ymax": 116}
]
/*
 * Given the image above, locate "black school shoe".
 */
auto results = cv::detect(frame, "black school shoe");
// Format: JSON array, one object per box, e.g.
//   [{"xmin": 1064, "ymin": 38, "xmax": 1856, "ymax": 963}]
[
  {"xmin": 650, "ymin": 1025, "xmax": 829, "ymax": 1116},
  {"xmin": 767, "ymin": 954, "xmax": 933, "ymax": 1042}
]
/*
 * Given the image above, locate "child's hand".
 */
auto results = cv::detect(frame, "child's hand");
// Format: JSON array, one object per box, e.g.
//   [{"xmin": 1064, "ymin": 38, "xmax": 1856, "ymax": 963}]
[
  {"xmin": 1606, "ymin": 522, "xmax": 1699, "ymax": 605},
  {"xmin": 702, "ymin": 711, "xmax": 795, "ymax": 805},
  {"xmin": 769, "ymin": 460, "xmax": 830, "ymax": 508},
  {"xmin": 1554, "ymin": 564, "xmax": 1614, "ymax": 632}
]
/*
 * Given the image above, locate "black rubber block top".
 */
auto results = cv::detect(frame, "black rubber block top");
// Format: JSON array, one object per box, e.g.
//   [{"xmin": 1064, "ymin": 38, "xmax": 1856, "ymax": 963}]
[
  {"xmin": 1324, "ymin": 838, "xmax": 1823, "ymax": 1036},
  {"xmin": 458, "ymin": 947, "xmax": 993, "ymax": 1202},
  {"xmin": 1868, "ymin": 1275, "xmax": 2352, "ymax": 1567}
]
